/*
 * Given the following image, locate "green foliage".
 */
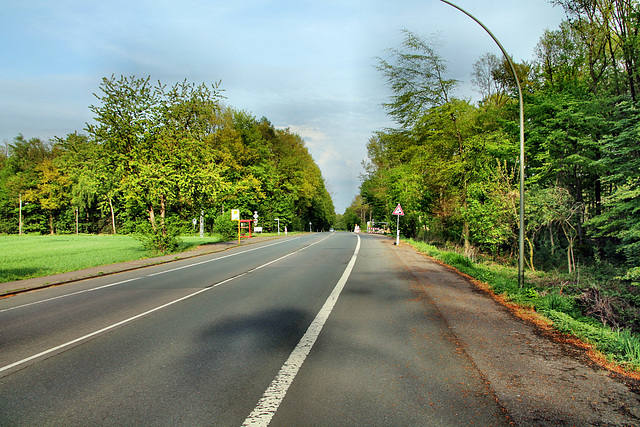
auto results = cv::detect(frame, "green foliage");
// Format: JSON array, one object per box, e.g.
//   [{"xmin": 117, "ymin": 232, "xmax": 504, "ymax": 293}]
[
  {"xmin": 134, "ymin": 220, "xmax": 181, "ymax": 254},
  {"xmin": 544, "ymin": 309, "xmax": 640, "ymax": 369},
  {"xmin": 213, "ymin": 212, "xmax": 237, "ymax": 241},
  {"xmin": 376, "ymin": 29, "xmax": 458, "ymax": 128},
  {"xmin": 362, "ymin": 18, "xmax": 640, "ymax": 345},
  {"xmin": 0, "ymin": 75, "xmax": 334, "ymax": 240},
  {"xmin": 538, "ymin": 293, "xmax": 580, "ymax": 317}
]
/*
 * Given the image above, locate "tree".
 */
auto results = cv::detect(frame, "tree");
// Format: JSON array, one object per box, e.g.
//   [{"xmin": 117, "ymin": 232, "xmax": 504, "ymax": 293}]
[
  {"xmin": 376, "ymin": 29, "xmax": 457, "ymax": 128},
  {"xmin": 534, "ymin": 22, "xmax": 586, "ymax": 90},
  {"xmin": 87, "ymin": 75, "xmax": 157, "ymax": 232},
  {"xmin": 471, "ymin": 52, "xmax": 503, "ymax": 101},
  {"xmin": 550, "ymin": 0, "xmax": 640, "ymax": 99},
  {"xmin": 4, "ymin": 136, "xmax": 53, "ymax": 234},
  {"xmin": 26, "ymin": 157, "xmax": 71, "ymax": 234},
  {"xmin": 87, "ymin": 75, "xmax": 226, "ymax": 251},
  {"xmin": 587, "ymin": 101, "xmax": 640, "ymax": 284}
]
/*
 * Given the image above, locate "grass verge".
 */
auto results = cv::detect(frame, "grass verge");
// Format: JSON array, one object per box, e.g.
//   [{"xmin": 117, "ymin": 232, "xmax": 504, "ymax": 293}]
[
  {"xmin": 0, "ymin": 234, "xmax": 223, "ymax": 283},
  {"xmin": 405, "ymin": 238, "xmax": 640, "ymax": 375}
]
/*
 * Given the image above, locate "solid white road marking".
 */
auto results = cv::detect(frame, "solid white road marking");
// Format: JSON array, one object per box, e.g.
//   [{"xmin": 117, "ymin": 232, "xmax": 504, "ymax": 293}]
[
  {"xmin": 243, "ymin": 234, "xmax": 361, "ymax": 426},
  {"xmin": 0, "ymin": 234, "xmax": 330, "ymax": 375},
  {"xmin": 0, "ymin": 278, "xmax": 141, "ymax": 314}
]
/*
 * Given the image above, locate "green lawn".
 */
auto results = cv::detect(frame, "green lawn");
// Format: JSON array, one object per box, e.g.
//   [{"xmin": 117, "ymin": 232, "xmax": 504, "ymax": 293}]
[{"xmin": 0, "ymin": 234, "xmax": 223, "ymax": 283}]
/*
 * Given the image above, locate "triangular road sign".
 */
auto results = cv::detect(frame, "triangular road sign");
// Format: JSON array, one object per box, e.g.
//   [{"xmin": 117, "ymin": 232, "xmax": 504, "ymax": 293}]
[{"xmin": 392, "ymin": 204, "xmax": 404, "ymax": 216}]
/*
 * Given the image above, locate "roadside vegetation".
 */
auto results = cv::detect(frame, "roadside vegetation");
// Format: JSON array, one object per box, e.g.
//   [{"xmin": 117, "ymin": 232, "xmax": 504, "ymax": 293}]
[
  {"xmin": 347, "ymin": 1, "xmax": 640, "ymax": 375},
  {"xmin": 0, "ymin": 77, "xmax": 335, "ymax": 254},
  {"xmin": 405, "ymin": 238, "xmax": 640, "ymax": 373}
]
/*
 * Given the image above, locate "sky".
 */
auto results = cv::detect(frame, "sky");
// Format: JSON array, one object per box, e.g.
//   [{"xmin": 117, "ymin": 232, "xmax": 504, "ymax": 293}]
[{"xmin": 0, "ymin": 0, "xmax": 567, "ymax": 213}]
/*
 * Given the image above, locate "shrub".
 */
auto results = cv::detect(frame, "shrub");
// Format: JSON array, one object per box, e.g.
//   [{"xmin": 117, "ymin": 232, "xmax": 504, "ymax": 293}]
[
  {"xmin": 135, "ymin": 221, "xmax": 180, "ymax": 254},
  {"xmin": 214, "ymin": 212, "xmax": 237, "ymax": 240}
]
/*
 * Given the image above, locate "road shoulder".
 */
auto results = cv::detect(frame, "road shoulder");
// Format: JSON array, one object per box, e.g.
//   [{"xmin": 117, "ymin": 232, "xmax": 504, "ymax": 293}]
[{"xmin": 388, "ymin": 236, "xmax": 640, "ymax": 426}]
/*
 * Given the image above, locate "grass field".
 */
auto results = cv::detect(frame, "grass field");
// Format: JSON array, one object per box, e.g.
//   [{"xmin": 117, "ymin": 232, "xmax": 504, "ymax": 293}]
[{"xmin": 0, "ymin": 234, "xmax": 224, "ymax": 283}]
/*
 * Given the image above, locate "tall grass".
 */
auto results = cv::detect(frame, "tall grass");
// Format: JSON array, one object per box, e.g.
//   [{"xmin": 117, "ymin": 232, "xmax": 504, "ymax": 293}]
[{"xmin": 0, "ymin": 234, "xmax": 222, "ymax": 283}]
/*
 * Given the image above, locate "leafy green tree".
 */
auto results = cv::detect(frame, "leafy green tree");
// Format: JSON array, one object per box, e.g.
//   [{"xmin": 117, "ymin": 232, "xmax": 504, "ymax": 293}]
[
  {"xmin": 526, "ymin": 89, "xmax": 608, "ymax": 247},
  {"xmin": 587, "ymin": 100, "xmax": 640, "ymax": 285},
  {"xmin": 550, "ymin": 0, "xmax": 640, "ymax": 99},
  {"xmin": 26, "ymin": 157, "xmax": 72, "ymax": 234},
  {"xmin": 3, "ymin": 136, "xmax": 53, "ymax": 234},
  {"xmin": 534, "ymin": 22, "xmax": 586, "ymax": 90},
  {"xmin": 87, "ymin": 75, "xmax": 225, "ymax": 251},
  {"xmin": 341, "ymin": 206, "xmax": 359, "ymax": 232}
]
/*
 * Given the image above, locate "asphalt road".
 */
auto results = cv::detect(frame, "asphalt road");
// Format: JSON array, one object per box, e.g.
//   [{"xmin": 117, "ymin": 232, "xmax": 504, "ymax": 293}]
[{"xmin": 1, "ymin": 232, "xmax": 638, "ymax": 426}]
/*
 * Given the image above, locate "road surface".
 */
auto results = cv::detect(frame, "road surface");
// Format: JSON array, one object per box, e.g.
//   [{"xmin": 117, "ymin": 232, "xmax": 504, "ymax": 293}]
[{"xmin": 1, "ymin": 232, "xmax": 638, "ymax": 426}]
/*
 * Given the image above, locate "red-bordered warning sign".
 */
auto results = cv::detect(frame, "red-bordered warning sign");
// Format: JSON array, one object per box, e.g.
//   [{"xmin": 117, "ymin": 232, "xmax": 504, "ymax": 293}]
[{"xmin": 392, "ymin": 204, "xmax": 404, "ymax": 216}]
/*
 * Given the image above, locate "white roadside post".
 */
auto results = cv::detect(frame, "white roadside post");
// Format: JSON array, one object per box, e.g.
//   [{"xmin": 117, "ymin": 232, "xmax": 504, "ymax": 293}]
[
  {"xmin": 199, "ymin": 210, "xmax": 204, "ymax": 237},
  {"xmin": 392, "ymin": 204, "xmax": 404, "ymax": 245}
]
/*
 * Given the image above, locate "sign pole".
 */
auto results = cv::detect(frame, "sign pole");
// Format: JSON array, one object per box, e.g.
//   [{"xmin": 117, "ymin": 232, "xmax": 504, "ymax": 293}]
[
  {"xmin": 231, "ymin": 209, "xmax": 241, "ymax": 244},
  {"xmin": 392, "ymin": 203, "xmax": 404, "ymax": 246}
]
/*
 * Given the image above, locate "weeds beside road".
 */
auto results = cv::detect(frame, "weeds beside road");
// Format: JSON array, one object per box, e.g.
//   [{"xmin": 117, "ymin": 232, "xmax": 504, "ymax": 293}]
[{"xmin": 405, "ymin": 238, "xmax": 640, "ymax": 377}]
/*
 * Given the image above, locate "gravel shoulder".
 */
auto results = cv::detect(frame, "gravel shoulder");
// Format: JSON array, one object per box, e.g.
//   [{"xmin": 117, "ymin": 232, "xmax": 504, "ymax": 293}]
[{"xmin": 389, "ymin": 236, "xmax": 640, "ymax": 426}]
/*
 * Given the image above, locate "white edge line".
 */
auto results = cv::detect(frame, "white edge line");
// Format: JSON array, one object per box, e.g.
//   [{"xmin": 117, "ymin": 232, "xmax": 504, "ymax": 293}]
[
  {"xmin": 0, "ymin": 278, "xmax": 140, "ymax": 314},
  {"xmin": 242, "ymin": 234, "xmax": 361, "ymax": 427}
]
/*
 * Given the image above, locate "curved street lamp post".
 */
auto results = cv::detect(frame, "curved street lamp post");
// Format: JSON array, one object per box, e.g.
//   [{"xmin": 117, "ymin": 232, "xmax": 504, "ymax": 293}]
[{"xmin": 439, "ymin": 0, "xmax": 526, "ymax": 288}]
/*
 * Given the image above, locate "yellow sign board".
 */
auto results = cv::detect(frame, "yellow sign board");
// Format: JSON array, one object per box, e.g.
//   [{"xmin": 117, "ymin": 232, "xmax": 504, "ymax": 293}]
[{"xmin": 231, "ymin": 209, "xmax": 240, "ymax": 221}]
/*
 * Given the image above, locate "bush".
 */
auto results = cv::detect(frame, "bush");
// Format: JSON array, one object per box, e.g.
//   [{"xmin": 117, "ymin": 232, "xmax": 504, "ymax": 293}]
[
  {"xmin": 214, "ymin": 212, "xmax": 237, "ymax": 240},
  {"xmin": 135, "ymin": 221, "xmax": 180, "ymax": 254}
]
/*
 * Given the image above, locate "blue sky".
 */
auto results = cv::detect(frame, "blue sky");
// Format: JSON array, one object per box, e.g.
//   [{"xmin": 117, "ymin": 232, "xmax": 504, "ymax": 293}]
[{"xmin": 0, "ymin": 0, "xmax": 567, "ymax": 213}]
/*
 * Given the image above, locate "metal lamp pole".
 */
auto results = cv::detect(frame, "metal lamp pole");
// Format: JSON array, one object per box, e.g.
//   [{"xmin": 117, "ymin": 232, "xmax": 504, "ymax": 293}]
[{"xmin": 439, "ymin": 0, "xmax": 526, "ymax": 288}]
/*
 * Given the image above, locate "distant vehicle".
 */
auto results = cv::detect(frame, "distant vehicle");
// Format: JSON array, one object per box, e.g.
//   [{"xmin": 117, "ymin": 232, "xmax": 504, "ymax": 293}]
[{"xmin": 330, "ymin": 228, "xmax": 334, "ymax": 232}]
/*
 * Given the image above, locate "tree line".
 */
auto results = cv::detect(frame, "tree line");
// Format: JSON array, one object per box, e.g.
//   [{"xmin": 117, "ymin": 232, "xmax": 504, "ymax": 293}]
[
  {"xmin": 0, "ymin": 75, "xmax": 335, "ymax": 250},
  {"xmin": 356, "ymin": 0, "xmax": 639, "ymax": 313}
]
